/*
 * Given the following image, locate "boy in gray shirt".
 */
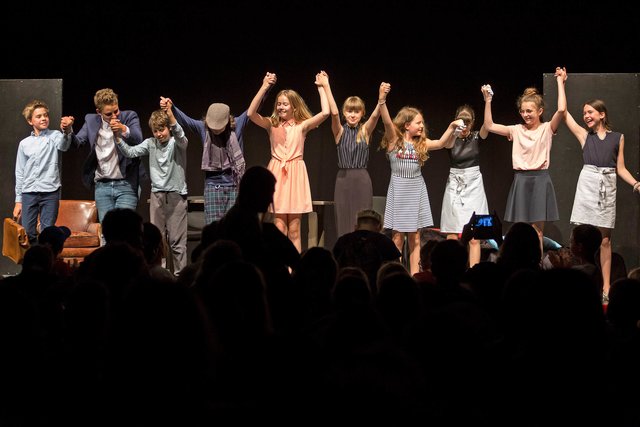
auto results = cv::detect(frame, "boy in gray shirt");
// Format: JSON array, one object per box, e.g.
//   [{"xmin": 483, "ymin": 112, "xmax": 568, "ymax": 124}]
[{"xmin": 117, "ymin": 100, "xmax": 188, "ymax": 275}]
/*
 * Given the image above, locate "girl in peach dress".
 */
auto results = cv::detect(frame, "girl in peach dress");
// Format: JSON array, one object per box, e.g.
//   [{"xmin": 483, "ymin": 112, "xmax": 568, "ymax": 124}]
[{"xmin": 248, "ymin": 71, "xmax": 331, "ymax": 252}]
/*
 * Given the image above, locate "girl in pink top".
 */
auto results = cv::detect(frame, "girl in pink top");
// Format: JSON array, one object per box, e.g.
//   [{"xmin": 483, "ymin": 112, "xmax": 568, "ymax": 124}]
[
  {"xmin": 481, "ymin": 67, "xmax": 567, "ymax": 254},
  {"xmin": 248, "ymin": 71, "xmax": 331, "ymax": 252}
]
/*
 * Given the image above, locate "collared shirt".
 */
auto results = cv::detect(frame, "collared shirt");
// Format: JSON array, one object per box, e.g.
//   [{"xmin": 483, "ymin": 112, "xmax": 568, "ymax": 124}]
[
  {"xmin": 94, "ymin": 119, "xmax": 127, "ymax": 181},
  {"xmin": 15, "ymin": 128, "xmax": 71, "ymax": 202},
  {"xmin": 116, "ymin": 123, "xmax": 188, "ymax": 194}
]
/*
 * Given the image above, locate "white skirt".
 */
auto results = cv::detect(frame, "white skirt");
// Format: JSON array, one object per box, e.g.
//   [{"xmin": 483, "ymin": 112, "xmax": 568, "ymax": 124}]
[
  {"xmin": 440, "ymin": 166, "xmax": 488, "ymax": 233},
  {"xmin": 570, "ymin": 164, "xmax": 616, "ymax": 229}
]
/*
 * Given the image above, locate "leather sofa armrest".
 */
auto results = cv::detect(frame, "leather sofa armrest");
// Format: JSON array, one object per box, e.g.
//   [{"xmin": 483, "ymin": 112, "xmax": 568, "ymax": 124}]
[{"xmin": 87, "ymin": 223, "xmax": 102, "ymax": 236}]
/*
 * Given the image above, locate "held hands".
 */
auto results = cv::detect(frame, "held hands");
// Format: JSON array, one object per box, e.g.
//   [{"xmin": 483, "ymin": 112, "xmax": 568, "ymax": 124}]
[
  {"xmin": 110, "ymin": 117, "xmax": 125, "ymax": 137},
  {"xmin": 60, "ymin": 116, "xmax": 74, "ymax": 134},
  {"xmin": 481, "ymin": 84, "xmax": 493, "ymax": 102},
  {"xmin": 160, "ymin": 96, "xmax": 173, "ymax": 111},
  {"xmin": 315, "ymin": 70, "xmax": 329, "ymax": 87},
  {"xmin": 379, "ymin": 82, "xmax": 391, "ymax": 103},
  {"xmin": 554, "ymin": 66, "xmax": 567, "ymax": 82},
  {"xmin": 263, "ymin": 72, "xmax": 277, "ymax": 88},
  {"xmin": 452, "ymin": 119, "xmax": 466, "ymax": 137}
]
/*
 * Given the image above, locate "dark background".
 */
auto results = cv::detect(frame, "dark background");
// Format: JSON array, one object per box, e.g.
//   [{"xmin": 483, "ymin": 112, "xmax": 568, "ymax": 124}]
[{"xmin": 1, "ymin": 1, "xmax": 639, "ymax": 274}]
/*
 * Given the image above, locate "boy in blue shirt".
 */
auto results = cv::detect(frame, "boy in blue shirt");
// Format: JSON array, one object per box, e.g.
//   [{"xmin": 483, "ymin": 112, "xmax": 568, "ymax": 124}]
[{"xmin": 14, "ymin": 100, "xmax": 71, "ymax": 244}]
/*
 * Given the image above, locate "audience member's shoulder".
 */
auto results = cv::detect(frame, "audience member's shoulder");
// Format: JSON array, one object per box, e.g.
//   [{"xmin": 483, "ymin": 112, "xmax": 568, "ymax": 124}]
[
  {"xmin": 465, "ymin": 260, "xmax": 504, "ymax": 281},
  {"xmin": 262, "ymin": 221, "xmax": 284, "ymax": 237},
  {"xmin": 262, "ymin": 223, "xmax": 300, "ymax": 261}
]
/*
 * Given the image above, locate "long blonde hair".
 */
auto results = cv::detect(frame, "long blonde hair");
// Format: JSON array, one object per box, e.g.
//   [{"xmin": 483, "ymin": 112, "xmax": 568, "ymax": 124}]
[
  {"xmin": 268, "ymin": 89, "xmax": 313, "ymax": 127},
  {"xmin": 380, "ymin": 106, "xmax": 429, "ymax": 165}
]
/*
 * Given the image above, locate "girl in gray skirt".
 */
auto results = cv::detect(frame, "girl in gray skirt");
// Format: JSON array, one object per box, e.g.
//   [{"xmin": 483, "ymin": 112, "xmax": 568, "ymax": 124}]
[
  {"xmin": 324, "ymin": 78, "xmax": 391, "ymax": 239},
  {"xmin": 564, "ymin": 95, "xmax": 639, "ymax": 302},
  {"xmin": 481, "ymin": 67, "xmax": 567, "ymax": 256}
]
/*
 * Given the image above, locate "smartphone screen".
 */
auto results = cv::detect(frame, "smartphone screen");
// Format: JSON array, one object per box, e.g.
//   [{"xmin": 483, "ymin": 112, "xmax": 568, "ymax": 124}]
[{"xmin": 474, "ymin": 215, "xmax": 493, "ymax": 227}]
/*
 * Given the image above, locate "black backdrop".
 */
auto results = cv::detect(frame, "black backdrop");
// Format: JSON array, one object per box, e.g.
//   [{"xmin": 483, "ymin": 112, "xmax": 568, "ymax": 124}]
[{"xmin": 2, "ymin": 2, "xmax": 639, "ymax": 274}]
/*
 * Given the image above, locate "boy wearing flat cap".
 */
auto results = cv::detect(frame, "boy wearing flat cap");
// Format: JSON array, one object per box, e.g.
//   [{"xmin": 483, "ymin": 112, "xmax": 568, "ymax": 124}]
[{"xmin": 159, "ymin": 79, "xmax": 273, "ymax": 224}]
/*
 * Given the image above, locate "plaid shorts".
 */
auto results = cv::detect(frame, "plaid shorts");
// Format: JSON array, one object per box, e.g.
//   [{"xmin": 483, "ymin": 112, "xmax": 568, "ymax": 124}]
[{"xmin": 204, "ymin": 184, "xmax": 237, "ymax": 224}]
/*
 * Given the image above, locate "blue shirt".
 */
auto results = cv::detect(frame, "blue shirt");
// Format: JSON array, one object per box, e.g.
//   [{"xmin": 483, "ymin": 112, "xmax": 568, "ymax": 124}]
[{"xmin": 15, "ymin": 128, "xmax": 71, "ymax": 202}]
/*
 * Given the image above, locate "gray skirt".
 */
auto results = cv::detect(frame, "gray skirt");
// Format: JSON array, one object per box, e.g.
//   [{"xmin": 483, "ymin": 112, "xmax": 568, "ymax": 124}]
[
  {"xmin": 570, "ymin": 164, "xmax": 616, "ymax": 229},
  {"xmin": 504, "ymin": 169, "xmax": 559, "ymax": 223},
  {"xmin": 334, "ymin": 168, "xmax": 373, "ymax": 237}
]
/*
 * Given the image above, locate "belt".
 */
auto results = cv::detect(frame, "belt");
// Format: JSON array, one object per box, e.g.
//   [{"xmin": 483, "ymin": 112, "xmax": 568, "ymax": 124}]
[{"xmin": 96, "ymin": 178, "xmax": 125, "ymax": 183}]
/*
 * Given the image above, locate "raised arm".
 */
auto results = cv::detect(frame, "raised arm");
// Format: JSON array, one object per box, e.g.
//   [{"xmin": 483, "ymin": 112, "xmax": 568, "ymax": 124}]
[
  {"xmin": 478, "ymin": 121, "xmax": 489, "ymax": 140},
  {"xmin": 443, "ymin": 119, "xmax": 468, "ymax": 149},
  {"xmin": 321, "ymin": 71, "xmax": 342, "ymax": 143},
  {"xmin": 301, "ymin": 71, "xmax": 331, "ymax": 132},
  {"xmin": 380, "ymin": 89, "xmax": 397, "ymax": 152},
  {"xmin": 60, "ymin": 115, "xmax": 75, "ymax": 146},
  {"xmin": 160, "ymin": 97, "xmax": 205, "ymax": 139},
  {"xmin": 248, "ymin": 72, "xmax": 277, "ymax": 130},
  {"xmin": 164, "ymin": 99, "xmax": 188, "ymax": 148},
  {"xmin": 363, "ymin": 82, "xmax": 391, "ymax": 141},
  {"xmin": 549, "ymin": 67, "xmax": 567, "ymax": 133},
  {"xmin": 427, "ymin": 119, "xmax": 465, "ymax": 150},
  {"xmin": 481, "ymin": 84, "xmax": 510, "ymax": 137},
  {"xmin": 119, "ymin": 112, "xmax": 143, "ymax": 146},
  {"xmin": 565, "ymin": 109, "xmax": 588, "ymax": 147},
  {"xmin": 163, "ymin": 98, "xmax": 177, "ymax": 126},
  {"xmin": 61, "ymin": 116, "xmax": 74, "ymax": 135}
]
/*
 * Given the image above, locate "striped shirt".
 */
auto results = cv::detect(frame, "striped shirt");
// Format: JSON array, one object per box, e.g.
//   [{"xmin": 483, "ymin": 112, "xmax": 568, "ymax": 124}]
[
  {"xmin": 388, "ymin": 142, "xmax": 422, "ymax": 178},
  {"xmin": 337, "ymin": 125, "xmax": 369, "ymax": 169}
]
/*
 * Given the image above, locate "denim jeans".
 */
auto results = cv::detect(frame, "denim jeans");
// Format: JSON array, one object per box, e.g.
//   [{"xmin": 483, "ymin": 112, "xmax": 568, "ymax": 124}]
[
  {"xmin": 21, "ymin": 190, "xmax": 60, "ymax": 244},
  {"xmin": 94, "ymin": 180, "xmax": 138, "ymax": 222}
]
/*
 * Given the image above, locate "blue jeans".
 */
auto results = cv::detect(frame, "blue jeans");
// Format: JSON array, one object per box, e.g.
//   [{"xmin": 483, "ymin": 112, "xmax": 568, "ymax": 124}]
[
  {"xmin": 94, "ymin": 180, "xmax": 138, "ymax": 222},
  {"xmin": 21, "ymin": 190, "xmax": 60, "ymax": 244}
]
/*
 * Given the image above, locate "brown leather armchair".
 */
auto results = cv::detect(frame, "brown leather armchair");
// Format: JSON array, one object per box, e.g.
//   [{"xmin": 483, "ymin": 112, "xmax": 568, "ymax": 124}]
[
  {"xmin": 3, "ymin": 200, "xmax": 101, "ymax": 265},
  {"xmin": 56, "ymin": 200, "xmax": 101, "ymax": 265}
]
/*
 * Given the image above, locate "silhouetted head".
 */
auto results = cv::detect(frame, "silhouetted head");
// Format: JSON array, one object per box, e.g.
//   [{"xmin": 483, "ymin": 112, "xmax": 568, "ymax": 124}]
[
  {"xmin": 355, "ymin": 209, "xmax": 382, "ymax": 231},
  {"xmin": 38, "ymin": 225, "xmax": 71, "ymax": 256},
  {"xmin": 142, "ymin": 222, "xmax": 165, "ymax": 266},
  {"xmin": 570, "ymin": 224, "xmax": 602, "ymax": 264},
  {"xmin": 22, "ymin": 244, "xmax": 54, "ymax": 275},
  {"xmin": 102, "ymin": 208, "xmax": 144, "ymax": 250},
  {"xmin": 430, "ymin": 239, "xmax": 468, "ymax": 285},
  {"xmin": 236, "ymin": 166, "xmax": 276, "ymax": 213},
  {"xmin": 498, "ymin": 222, "xmax": 541, "ymax": 272}
]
